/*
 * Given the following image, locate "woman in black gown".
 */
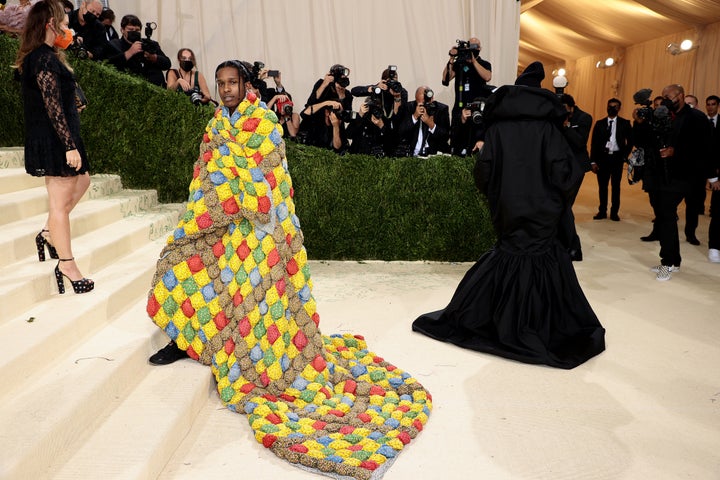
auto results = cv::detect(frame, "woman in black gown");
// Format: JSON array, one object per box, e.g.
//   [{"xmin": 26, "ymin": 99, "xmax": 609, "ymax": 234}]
[
  {"xmin": 16, "ymin": 0, "xmax": 93, "ymax": 294},
  {"xmin": 412, "ymin": 62, "xmax": 605, "ymax": 369}
]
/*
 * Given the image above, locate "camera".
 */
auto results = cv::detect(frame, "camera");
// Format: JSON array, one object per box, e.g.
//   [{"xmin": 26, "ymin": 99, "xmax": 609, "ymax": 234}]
[
  {"xmin": 275, "ymin": 98, "xmax": 294, "ymax": 116},
  {"xmin": 386, "ymin": 65, "xmax": 403, "ymax": 93},
  {"xmin": 188, "ymin": 86, "xmax": 203, "ymax": 106},
  {"xmin": 365, "ymin": 86, "xmax": 384, "ymax": 119},
  {"xmin": 422, "ymin": 88, "xmax": 437, "ymax": 116},
  {"xmin": 127, "ymin": 22, "xmax": 158, "ymax": 54},
  {"xmin": 453, "ymin": 39, "xmax": 480, "ymax": 63},
  {"xmin": 467, "ymin": 99, "xmax": 486, "ymax": 124},
  {"xmin": 67, "ymin": 35, "xmax": 89, "ymax": 59},
  {"xmin": 252, "ymin": 61, "xmax": 265, "ymax": 77},
  {"xmin": 330, "ymin": 65, "xmax": 350, "ymax": 87},
  {"xmin": 337, "ymin": 109, "xmax": 358, "ymax": 122},
  {"xmin": 633, "ymin": 88, "xmax": 654, "ymax": 122}
]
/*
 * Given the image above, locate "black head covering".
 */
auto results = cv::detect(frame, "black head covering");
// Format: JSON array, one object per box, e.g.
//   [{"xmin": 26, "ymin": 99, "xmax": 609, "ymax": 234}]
[{"xmin": 514, "ymin": 61, "xmax": 545, "ymax": 87}]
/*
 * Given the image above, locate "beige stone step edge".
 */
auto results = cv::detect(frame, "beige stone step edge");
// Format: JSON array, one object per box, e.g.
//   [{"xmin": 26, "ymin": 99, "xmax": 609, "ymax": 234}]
[
  {"xmin": 0, "ymin": 239, "xmax": 167, "ymax": 403},
  {"xmin": 0, "ymin": 205, "xmax": 182, "ymax": 323},
  {"xmin": 0, "ymin": 189, "xmax": 164, "ymax": 266},
  {"xmin": 0, "ymin": 147, "xmax": 26, "ymax": 169},
  {"xmin": 0, "ymin": 168, "xmax": 44, "ymax": 195},
  {"xmin": 0, "ymin": 174, "xmax": 124, "ymax": 228},
  {"xmin": 0, "ymin": 279, "xmax": 212, "ymax": 480}
]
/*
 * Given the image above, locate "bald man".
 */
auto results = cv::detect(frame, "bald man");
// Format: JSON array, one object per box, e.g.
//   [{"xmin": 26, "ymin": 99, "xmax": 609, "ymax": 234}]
[
  {"xmin": 643, "ymin": 84, "xmax": 713, "ymax": 280},
  {"xmin": 69, "ymin": 0, "xmax": 109, "ymax": 60}
]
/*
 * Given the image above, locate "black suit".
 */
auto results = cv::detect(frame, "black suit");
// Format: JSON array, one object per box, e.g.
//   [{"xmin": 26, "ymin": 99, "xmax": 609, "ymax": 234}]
[
  {"xmin": 590, "ymin": 115, "xmax": 632, "ymax": 216},
  {"xmin": 396, "ymin": 101, "xmax": 450, "ymax": 156},
  {"xmin": 708, "ymin": 115, "xmax": 720, "ymax": 250},
  {"xmin": 557, "ymin": 107, "xmax": 592, "ymax": 258}
]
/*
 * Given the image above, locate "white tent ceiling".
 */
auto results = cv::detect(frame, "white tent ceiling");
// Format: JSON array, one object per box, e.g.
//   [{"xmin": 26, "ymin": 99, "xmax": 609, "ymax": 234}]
[{"xmin": 519, "ymin": 0, "xmax": 720, "ymax": 68}]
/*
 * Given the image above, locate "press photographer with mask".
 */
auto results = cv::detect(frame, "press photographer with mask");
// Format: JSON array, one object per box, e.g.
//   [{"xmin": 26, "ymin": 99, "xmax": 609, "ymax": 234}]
[
  {"xmin": 298, "ymin": 64, "xmax": 353, "ymax": 152},
  {"xmin": 107, "ymin": 14, "xmax": 171, "ymax": 87},
  {"xmin": 166, "ymin": 48, "xmax": 212, "ymax": 105}
]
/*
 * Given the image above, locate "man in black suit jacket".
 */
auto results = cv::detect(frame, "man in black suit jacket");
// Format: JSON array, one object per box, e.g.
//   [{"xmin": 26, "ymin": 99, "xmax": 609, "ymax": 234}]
[
  {"xmin": 396, "ymin": 86, "xmax": 450, "ymax": 156},
  {"xmin": 557, "ymin": 93, "xmax": 592, "ymax": 260},
  {"xmin": 590, "ymin": 98, "xmax": 633, "ymax": 221},
  {"xmin": 705, "ymin": 95, "xmax": 720, "ymax": 262}
]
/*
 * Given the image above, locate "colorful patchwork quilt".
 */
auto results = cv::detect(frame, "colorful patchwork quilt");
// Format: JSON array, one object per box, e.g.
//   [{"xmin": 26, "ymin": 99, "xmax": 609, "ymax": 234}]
[{"xmin": 147, "ymin": 93, "xmax": 432, "ymax": 479}]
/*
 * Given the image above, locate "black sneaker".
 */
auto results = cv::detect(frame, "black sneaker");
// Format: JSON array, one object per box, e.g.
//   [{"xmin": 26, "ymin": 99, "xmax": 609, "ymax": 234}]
[{"xmin": 148, "ymin": 341, "xmax": 188, "ymax": 365}]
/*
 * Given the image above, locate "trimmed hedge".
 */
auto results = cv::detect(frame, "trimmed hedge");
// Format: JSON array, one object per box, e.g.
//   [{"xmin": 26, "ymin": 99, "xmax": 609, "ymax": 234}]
[{"xmin": 1, "ymin": 33, "xmax": 495, "ymax": 261}]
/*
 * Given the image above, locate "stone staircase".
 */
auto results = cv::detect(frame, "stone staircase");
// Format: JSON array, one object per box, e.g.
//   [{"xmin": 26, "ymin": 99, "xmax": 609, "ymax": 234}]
[{"xmin": 0, "ymin": 147, "xmax": 217, "ymax": 479}]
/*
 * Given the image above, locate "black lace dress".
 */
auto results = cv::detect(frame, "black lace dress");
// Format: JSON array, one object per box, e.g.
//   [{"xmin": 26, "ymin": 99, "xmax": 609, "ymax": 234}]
[{"xmin": 21, "ymin": 44, "xmax": 88, "ymax": 177}]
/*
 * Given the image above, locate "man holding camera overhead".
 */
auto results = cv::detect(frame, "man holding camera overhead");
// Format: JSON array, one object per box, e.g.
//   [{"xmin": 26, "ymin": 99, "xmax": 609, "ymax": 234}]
[
  {"xmin": 442, "ymin": 37, "xmax": 492, "ymax": 155},
  {"xmin": 107, "ymin": 14, "xmax": 171, "ymax": 87}
]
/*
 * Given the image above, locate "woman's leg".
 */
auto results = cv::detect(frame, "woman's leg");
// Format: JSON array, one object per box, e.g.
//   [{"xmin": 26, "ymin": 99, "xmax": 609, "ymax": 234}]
[
  {"xmin": 43, "ymin": 173, "xmax": 90, "ymax": 232},
  {"xmin": 45, "ymin": 175, "xmax": 87, "ymax": 281}
]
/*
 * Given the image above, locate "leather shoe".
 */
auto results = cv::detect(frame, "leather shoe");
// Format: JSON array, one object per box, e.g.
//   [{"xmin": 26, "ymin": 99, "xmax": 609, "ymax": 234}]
[
  {"xmin": 593, "ymin": 213, "xmax": 606, "ymax": 220},
  {"xmin": 149, "ymin": 341, "xmax": 188, "ymax": 365},
  {"xmin": 610, "ymin": 213, "xmax": 620, "ymax": 221},
  {"xmin": 640, "ymin": 233, "xmax": 658, "ymax": 242},
  {"xmin": 686, "ymin": 236, "xmax": 701, "ymax": 246},
  {"xmin": 569, "ymin": 249, "xmax": 583, "ymax": 261}
]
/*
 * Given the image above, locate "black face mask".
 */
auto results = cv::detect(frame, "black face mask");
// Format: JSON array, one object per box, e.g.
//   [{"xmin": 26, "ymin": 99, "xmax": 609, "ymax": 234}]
[
  {"xmin": 607, "ymin": 106, "xmax": 619, "ymax": 117},
  {"xmin": 83, "ymin": 12, "xmax": 97, "ymax": 24},
  {"xmin": 661, "ymin": 97, "xmax": 678, "ymax": 112},
  {"xmin": 126, "ymin": 30, "xmax": 141, "ymax": 43},
  {"xmin": 180, "ymin": 60, "xmax": 194, "ymax": 72}
]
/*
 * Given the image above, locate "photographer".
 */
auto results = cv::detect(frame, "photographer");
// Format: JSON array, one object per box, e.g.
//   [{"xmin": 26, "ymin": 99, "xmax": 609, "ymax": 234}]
[
  {"xmin": 396, "ymin": 86, "xmax": 450, "ymax": 157},
  {"xmin": 298, "ymin": 64, "xmax": 353, "ymax": 151},
  {"xmin": 299, "ymin": 100, "xmax": 348, "ymax": 153},
  {"xmin": 265, "ymin": 72, "xmax": 300, "ymax": 140},
  {"xmin": 452, "ymin": 98, "xmax": 487, "ymax": 156},
  {"xmin": 166, "ymin": 48, "xmax": 212, "ymax": 105},
  {"xmin": 305, "ymin": 64, "xmax": 353, "ymax": 112},
  {"xmin": 351, "ymin": 66, "xmax": 408, "ymax": 155},
  {"xmin": 346, "ymin": 90, "xmax": 390, "ymax": 157},
  {"xmin": 442, "ymin": 37, "xmax": 492, "ymax": 154},
  {"xmin": 67, "ymin": 1, "xmax": 108, "ymax": 60},
  {"xmin": 107, "ymin": 15, "xmax": 171, "ymax": 87}
]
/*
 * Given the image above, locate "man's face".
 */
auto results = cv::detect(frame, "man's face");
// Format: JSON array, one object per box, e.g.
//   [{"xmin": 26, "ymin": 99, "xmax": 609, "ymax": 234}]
[
  {"xmin": 216, "ymin": 66, "xmax": 245, "ymax": 111},
  {"xmin": 607, "ymin": 102, "xmax": 621, "ymax": 116},
  {"xmin": 686, "ymin": 96, "xmax": 698, "ymax": 108},
  {"xmin": 123, "ymin": 24, "xmax": 141, "ymax": 42},
  {"xmin": 662, "ymin": 87, "xmax": 684, "ymax": 111},
  {"xmin": 706, "ymin": 99, "xmax": 718, "ymax": 117}
]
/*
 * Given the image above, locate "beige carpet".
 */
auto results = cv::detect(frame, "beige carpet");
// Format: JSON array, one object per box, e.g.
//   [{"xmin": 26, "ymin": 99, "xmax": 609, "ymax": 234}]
[{"xmin": 159, "ymin": 173, "xmax": 720, "ymax": 480}]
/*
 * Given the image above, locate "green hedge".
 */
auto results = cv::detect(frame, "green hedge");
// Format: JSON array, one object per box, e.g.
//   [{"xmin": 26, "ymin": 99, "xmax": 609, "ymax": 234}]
[{"xmin": 1, "ymin": 33, "xmax": 495, "ymax": 260}]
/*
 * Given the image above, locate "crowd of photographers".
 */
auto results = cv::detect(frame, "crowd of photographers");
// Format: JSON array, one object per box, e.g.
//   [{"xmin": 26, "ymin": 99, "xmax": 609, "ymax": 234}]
[{"xmin": 62, "ymin": 10, "xmax": 493, "ymax": 159}]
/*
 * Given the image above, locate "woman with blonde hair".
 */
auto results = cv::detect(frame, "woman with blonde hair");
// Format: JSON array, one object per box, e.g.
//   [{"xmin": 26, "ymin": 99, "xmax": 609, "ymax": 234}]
[{"xmin": 15, "ymin": 0, "xmax": 94, "ymax": 294}]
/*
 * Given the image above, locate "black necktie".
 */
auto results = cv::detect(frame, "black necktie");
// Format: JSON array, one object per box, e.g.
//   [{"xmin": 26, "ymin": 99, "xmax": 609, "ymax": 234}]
[{"xmin": 607, "ymin": 119, "xmax": 613, "ymax": 134}]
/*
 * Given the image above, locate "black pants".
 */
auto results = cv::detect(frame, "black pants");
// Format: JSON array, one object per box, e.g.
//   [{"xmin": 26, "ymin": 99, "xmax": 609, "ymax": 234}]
[
  {"xmin": 558, "ymin": 175, "xmax": 584, "ymax": 253},
  {"xmin": 653, "ymin": 190, "xmax": 685, "ymax": 266},
  {"xmin": 684, "ymin": 177, "xmax": 707, "ymax": 239},
  {"xmin": 596, "ymin": 154, "xmax": 624, "ymax": 215},
  {"xmin": 709, "ymin": 189, "xmax": 720, "ymax": 250}
]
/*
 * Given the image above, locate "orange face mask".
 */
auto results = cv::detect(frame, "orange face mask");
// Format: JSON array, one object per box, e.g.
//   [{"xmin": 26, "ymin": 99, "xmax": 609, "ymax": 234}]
[{"xmin": 53, "ymin": 26, "xmax": 74, "ymax": 50}]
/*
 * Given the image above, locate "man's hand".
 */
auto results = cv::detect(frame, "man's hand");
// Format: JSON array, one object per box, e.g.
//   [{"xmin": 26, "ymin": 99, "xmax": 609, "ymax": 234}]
[
  {"xmin": 125, "ymin": 41, "xmax": 143, "ymax": 59},
  {"xmin": 590, "ymin": 163, "xmax": 599, "ymax": 174},
  {"xmin": 659, "ymin": 146, "xmax": 674, "ymax": 158},
  {"xmin": 461, "ymin": 108, "xmax": 471, "ymax": 124},
  {"xmin": 708, "ymin": 179, "xmax": 720, "ymax": 191}
]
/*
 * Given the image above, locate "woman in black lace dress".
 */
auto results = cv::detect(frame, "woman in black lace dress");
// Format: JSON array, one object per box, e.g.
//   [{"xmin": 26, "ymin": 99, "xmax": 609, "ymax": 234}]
[{"xmin": 15, "ymin": 0, "xmax": 93, "ymax": 294}]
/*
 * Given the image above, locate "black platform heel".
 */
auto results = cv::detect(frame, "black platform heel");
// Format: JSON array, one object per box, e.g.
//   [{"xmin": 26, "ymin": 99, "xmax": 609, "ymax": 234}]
[
  {"xmin": 54, "ymin": 258, "xmax": 94, "ymax": 294},
  {"xmin": 35, "ymin": 229, "xmax": 58, "ymax": 262}
]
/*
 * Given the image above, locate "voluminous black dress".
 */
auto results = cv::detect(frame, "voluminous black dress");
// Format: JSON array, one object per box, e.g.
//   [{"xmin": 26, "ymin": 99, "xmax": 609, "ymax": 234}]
[
  {"xmin": 412, "ymin": 86, "xmax": 605, "ymax": 369},
  {"xmin": 21, "ymin": 44, "xmax": 89, "ymax": 177}
]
